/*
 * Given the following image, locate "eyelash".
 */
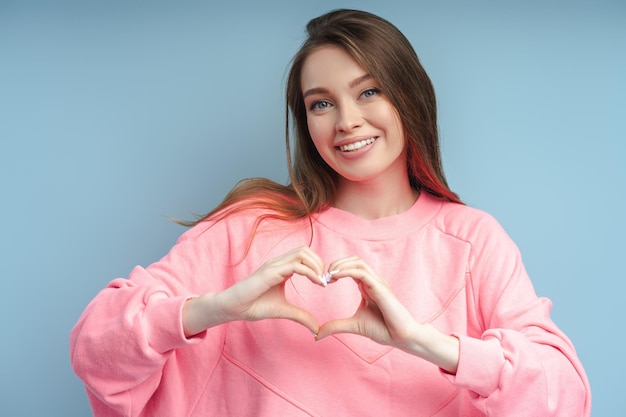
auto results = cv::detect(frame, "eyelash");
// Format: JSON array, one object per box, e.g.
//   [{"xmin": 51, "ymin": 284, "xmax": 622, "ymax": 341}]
[
  {"xmin": 360, "ymin": 87, "xmax": 381, "ymax": 98},
  {"xmin": 310, "ymin": 100, "xmax": 331, "ymax": 111},
  {"xmin": 308, "ymin": 87, "xmax": 382, "ymax": 111}
]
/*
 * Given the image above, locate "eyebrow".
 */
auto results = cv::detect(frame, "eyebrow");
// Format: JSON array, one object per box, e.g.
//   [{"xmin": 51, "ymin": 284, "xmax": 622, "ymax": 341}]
[{"xmin": 302, "ymin": 73, "xmax": 374, "ymax": 99}]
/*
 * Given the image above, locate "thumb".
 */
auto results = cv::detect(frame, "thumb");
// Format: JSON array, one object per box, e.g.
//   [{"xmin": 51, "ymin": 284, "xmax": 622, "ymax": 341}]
[
  {"xmin": 316, "ymin": 317, "xmax": 359, "ymax": 341},
  {"xmin": 280, "ymin": 303, "xmax": 320, "ymax": 336}
]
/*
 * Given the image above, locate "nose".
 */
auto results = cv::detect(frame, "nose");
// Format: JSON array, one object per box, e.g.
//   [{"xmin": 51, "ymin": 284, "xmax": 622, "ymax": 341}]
[{"xmin": 335, "ymin": 100, "xmax": 362, "ymax": 132}]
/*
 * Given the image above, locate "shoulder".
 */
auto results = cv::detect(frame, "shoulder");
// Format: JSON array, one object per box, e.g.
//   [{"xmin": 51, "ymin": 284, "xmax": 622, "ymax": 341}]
[
  {"xmin": 426, "ymin": 197, "xmax": 512, "ymax": 248},
  {"xmin": 425, "ymin": 197, "xmax": 526, "ymax": 283},
  {"xmin": 176, "ymin": 205, "xmax": 308, "ymax": 247}
]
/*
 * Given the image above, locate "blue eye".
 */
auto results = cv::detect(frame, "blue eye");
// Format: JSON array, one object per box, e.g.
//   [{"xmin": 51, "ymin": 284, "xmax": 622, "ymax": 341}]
[
  {"xmin": 310, "ymin": 100, "xmax": 331, "ymax": 111},
  {"xmin": 361, "ymin": 88, "xmax": 380, "ymax": 98}
]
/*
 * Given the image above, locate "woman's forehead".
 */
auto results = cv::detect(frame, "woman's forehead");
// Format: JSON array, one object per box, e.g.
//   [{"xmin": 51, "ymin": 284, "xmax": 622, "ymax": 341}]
[{"xmin": 300, "ymin": 46, "xmax": 368, "ymax": 91}]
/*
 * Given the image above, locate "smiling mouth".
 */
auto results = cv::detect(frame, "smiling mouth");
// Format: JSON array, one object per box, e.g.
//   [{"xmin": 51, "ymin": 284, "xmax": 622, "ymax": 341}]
[{"xmin": 337, "ymin": 137, "xmax": 377, "ymax": 152}]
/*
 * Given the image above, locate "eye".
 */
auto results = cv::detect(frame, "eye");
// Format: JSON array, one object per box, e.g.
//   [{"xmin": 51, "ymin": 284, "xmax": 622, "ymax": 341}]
[
  {"xmin": 360, "ymin": 88, "xmax": 381, "ymax": 99},
  {"xmin": 309, "ymin": 100, "xmax": 332, "ymax": 111}
]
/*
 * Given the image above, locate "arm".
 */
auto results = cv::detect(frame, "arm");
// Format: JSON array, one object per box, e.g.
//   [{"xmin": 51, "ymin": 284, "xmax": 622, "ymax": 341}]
[
  {"xmin": 71, "ymin": 222, "xmax": 325, "ymax": 416},
  {"xmin": 69, "ymin": 231, "xmax": 220, "ymax": 416},
  {"xmin": 316, "ymin": 214, "xmax": 591, "ymax": 416},
  {"xmin": 182, "ymin": 246, "xmax": 325, "ymax": 337},
  {"xmin": 442, "ymin": 214, "xmax": 591, "ymax": 416},
  {"xmin": 315, "ymin": 256, "xmax": 461, "ymax": 374}
]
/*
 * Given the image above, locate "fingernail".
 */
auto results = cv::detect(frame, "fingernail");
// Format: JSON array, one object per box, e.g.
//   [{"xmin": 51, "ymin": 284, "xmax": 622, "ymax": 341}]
[
  {"xmin": 317, "ymin": 275, "xmax": 327, "ymax": 287},
  {"xmin": 322, "ymin": 270, "xmax": 339, "ymax": 285}
]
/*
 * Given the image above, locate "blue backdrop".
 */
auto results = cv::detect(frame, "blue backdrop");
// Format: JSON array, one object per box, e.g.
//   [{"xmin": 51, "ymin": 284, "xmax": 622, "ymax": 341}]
[{"xmin": 1, "ymin": 1, "xmax": 624, "ymax": 415}]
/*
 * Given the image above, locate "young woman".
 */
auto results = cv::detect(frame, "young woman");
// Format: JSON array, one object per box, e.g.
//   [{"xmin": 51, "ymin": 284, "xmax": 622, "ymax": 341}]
[{"xmin": 71, "ymin": 9, "xmax": 591, "ymax": 416}]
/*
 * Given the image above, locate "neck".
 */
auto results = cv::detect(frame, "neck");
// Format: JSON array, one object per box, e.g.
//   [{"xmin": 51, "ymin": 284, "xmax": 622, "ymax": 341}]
[{"xmin": 333, "ymin": 176, "xmax": 419, "ymax": 220}]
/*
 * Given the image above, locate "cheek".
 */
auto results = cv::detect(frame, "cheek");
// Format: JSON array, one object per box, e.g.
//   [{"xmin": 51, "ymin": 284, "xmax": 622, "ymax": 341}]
[
  {"xmin": 381, "ymin": 107, "xmax": 404, "ymax": 144},
  {"xmin": 307, "ymin": 116, "xmax": 333, "ymax": 148}
]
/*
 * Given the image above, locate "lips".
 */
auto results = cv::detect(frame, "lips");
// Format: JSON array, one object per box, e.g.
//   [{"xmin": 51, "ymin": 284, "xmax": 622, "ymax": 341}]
[{"xmin": 337, "ymin": 137, "xmax": 377, "ymax": 152}]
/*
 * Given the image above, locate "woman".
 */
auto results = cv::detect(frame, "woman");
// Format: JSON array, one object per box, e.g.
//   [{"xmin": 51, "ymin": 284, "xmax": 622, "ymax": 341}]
[{"xmin": 71, "ymin": 9, "xmax": 591, "ymax": 416}]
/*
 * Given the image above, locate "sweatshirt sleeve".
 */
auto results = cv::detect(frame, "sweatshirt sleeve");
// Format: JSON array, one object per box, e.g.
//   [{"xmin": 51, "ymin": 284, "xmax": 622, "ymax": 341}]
[
  {"xmin": 69, "ymin": 222, "xmax": 234, "ymax": 416},
  {"xmin": 441, "ymin": 213, "xmax": 591, "ymax": 417}
]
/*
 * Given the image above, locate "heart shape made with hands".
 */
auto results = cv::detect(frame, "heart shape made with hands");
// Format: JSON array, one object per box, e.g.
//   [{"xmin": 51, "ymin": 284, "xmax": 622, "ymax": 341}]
[{"xmin": 285, "ymin": 273, "xmax": 394, "ymax": 364}]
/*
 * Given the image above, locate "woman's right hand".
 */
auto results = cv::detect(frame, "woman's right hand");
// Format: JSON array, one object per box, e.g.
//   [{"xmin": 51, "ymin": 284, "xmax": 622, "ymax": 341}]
[{"xmin": 183, "ymin": 246, "xmax": 325, "ymax": 337}]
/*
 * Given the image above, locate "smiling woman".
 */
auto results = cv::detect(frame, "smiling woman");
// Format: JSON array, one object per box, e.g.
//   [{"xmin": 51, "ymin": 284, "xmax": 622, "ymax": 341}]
[
  {"xmin": 301, "ymin": 46, "xmax": 413, "ymax": 217},
  {"xmin": 69, "ymin": 9, "xmax": 591, "ymax": 417}
]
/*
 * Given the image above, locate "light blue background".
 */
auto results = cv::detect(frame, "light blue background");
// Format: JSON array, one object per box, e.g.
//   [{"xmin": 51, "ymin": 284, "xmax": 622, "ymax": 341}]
[{"xmin": 1, "ymin": 0, "xmax": 624, "ymax": 415}]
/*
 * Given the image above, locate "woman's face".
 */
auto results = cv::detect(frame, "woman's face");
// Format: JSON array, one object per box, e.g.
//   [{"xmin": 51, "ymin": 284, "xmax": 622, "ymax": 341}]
[{"xmin": 300, "ymin": 45, "xmax": 407, "ymax": 186}]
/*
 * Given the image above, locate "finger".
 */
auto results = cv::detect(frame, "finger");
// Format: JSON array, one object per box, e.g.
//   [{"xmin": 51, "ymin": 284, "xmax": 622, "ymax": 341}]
[
  {"xmin": 286, "ymin": 247, "xmax": 326, "ymax": 286},
  {"xmin": 291, "ymin": 262, "xmax": 328, "ymax": 287},
  {"xmin": 278, "ymin": 303, "xmax": 320, "ymax": 335},
  {"xmin": 275, "ymin": 246, "xmax": 322, "ymax": 273},
  {"xmin": 327, "ymin": 255, "xmax": 360, "ymax": 275},
  {"xmin": 304, "ymin": 249, "xmax": 327, "ymax": 281},
  {"xmin": 325, "ymin": 256, "xmax": 383, "ymax": 285},
  {"xmin": 325, "ymin": 266, "xmax": 413, "ymax": 336},
  {"xmin": 263, "ymin": 247, "xmax": 324, "ymax": 286},
  {"xmin": 326, "ymin": 266, "xmax": 381, "ymax": 290}
]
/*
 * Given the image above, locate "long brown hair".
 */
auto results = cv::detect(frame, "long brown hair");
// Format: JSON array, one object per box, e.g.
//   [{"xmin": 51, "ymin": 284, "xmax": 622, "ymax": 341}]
[{"xmin": 186, "ymin": 9, "xmax": 460, "ymax": 230}]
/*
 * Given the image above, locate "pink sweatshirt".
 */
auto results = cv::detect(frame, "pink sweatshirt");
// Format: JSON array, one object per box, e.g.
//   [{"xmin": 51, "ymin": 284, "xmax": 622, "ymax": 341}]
[{"xmin": 70, "ymin": 192, "xmax": 591, "ymax": 416}]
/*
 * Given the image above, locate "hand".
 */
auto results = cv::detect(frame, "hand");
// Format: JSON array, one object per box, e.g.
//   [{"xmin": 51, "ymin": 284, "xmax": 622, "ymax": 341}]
[
  {"xmin": 184, "ymin": 246, "xmax": 325, "ymax": 337},
  {"xmin": 316, "ymin": 255, "xmax": 419, "ymax": 349},
  {"xmin": 316, "ymin": 255, "xmax": 460, "ymax": 373}
]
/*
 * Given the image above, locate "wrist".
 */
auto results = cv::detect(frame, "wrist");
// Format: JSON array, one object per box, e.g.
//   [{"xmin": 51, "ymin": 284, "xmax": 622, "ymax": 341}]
[
  {"xmin": 404, "ymin": 323, "xmax": 460, "ymax": 375},
  {"xmin": 182, "ymin": 293, "xmax": 230, "ymax": 338}
]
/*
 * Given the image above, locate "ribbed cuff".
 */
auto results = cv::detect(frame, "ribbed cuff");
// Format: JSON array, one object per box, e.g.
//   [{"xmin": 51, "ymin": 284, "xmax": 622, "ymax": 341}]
[
  {"xmin": 144, "ymin": 294, "xmax": 208, "ymax": 353},
  {"xmin": 440, "ymin": 334, "xmax": 504, "ymax": 397}
]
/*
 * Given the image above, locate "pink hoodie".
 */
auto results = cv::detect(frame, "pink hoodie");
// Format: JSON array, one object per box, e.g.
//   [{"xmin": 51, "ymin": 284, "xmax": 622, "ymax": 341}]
[{"xmin": 70, "ymin": 192, "xmax": 591, "ymax": 416}]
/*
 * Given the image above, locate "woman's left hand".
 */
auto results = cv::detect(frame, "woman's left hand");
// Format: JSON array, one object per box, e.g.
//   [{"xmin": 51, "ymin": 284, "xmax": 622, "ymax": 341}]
[
  {"xmin": 316, "ymin": 255, "xmax": 460, "ymax": 374},
  {"xmin": 315, "ymin": 255, "xmax": 417, "ymax": 348}
]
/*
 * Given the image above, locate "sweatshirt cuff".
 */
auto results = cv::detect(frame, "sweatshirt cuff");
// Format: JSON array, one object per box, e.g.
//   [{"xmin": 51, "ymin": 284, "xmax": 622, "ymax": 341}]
[
  {"xmin": 144, "ymin": 294, "xmax": 207, "ymax": 353},
  {"xmin": 440, "ymin": 334, "xmax": 504, "ymax": 397}
]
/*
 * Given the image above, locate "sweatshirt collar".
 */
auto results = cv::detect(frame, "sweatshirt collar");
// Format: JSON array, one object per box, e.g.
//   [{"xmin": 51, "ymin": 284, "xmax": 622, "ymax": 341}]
[{"xmin": 312, "ymin": 191, "xmax": 443, "ymax": 241}]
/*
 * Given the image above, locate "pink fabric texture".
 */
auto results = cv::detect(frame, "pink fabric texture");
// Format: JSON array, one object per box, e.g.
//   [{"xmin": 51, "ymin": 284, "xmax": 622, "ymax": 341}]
[{"xmin": 70, "ymin": 192, "xmax": 591, "ymax": 416}]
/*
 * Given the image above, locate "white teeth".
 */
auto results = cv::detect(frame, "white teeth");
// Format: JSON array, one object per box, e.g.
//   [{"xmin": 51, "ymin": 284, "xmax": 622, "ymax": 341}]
[{"xmin": 339, "ymin": 137, "xmax": 376, "ymax": 152}]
